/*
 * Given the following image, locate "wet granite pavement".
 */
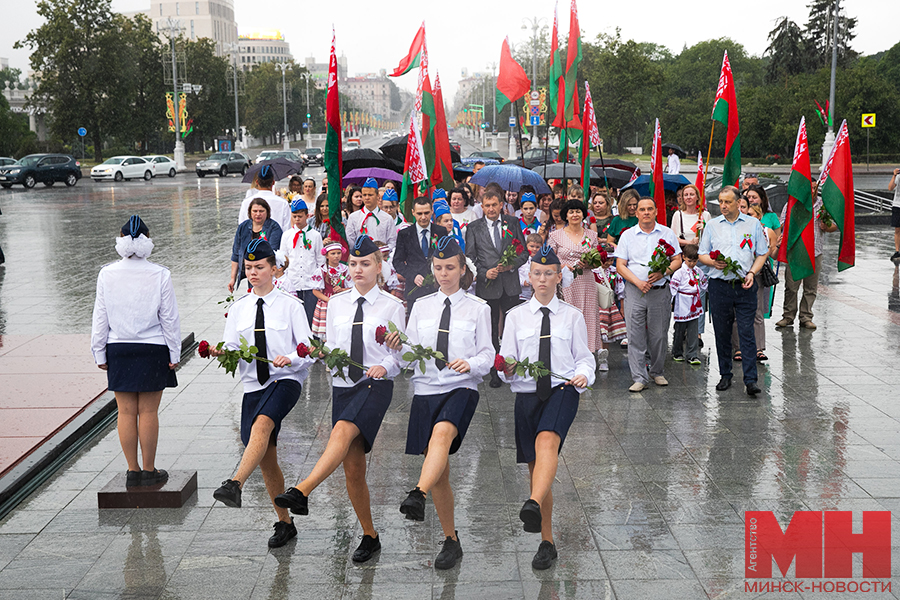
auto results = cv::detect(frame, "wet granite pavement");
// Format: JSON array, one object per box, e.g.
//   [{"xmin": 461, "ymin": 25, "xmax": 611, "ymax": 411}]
[{"xmin": 1, "ymin": 172, "xmax": 900, "ymax": 599}]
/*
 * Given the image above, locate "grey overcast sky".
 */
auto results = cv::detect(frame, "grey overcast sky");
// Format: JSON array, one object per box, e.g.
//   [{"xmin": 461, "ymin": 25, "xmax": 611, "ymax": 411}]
[{"xmin": 2, "ymin": 0, "xmax": 897, "ymax": 99}]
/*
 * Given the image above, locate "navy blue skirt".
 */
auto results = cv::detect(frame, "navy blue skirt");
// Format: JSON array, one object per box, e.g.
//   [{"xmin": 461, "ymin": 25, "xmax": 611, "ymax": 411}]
[
  {"xmin": 106, "ymin": 343, "xmax": 177, "ymax": 393},
  {"xmin": 332, "ymin": 379, "xmax": 394, "ymax": 454},
  {"xmin": 240, "ymin": 379, "xmax": 302, "ymax": 446},
  {"xmin": 514, "ymin": 385, "xmax": 579, "ymax": 464},
  {"xmin": 405, "ymin": 388, "xmax": 479, "ymax": 456}
]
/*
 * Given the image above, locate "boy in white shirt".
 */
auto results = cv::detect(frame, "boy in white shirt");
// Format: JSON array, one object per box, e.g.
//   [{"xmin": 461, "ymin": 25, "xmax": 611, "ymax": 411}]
[
  {"xmin": 669, "ymin": 244, "xmax": 708, "ymax": 364},
  {"xmin": 280, "ymin": 199, "xmax": 324, "ymax": 327}
]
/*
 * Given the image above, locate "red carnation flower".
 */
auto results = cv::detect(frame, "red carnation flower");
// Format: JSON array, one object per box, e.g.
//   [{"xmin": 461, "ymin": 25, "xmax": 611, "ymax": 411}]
[
  {"xmin": 665, "ymin": 245, "xmax": 675, "ymax": 257},
  {"xmin": 710, "ymin": 250, "xmax": 722, "ymax": 261},
  {"xmin": 494, "ymin": 354, "xmax": 507, "ymax": 371},
  {"xmin": 296, "ymin": 343, "xmax": 310, "ymax": 358},
  {"xmin": 198, "ymin": 340, "xmax": 211, "ymax": 358},
  {"xmin": 375, "ymin": 325, "xmax": 387, "ymax": 345}
]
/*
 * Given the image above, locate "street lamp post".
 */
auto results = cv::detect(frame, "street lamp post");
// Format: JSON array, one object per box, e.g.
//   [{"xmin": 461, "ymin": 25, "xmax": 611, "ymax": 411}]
[
  {"xmin": 162, "ymin": 18, "xmax": 185, "ymax": 170},
  {"xmin": 821, "ymin": 0, "xmax": 840, "ymax": 167},
  {"xmin": 276, "ymin": 62, "xmax": 292, "ymax": 150},
  {"xmin": 521, "ymin": 17, "xmax": 546, "ymax": 143},
  {"xmin": 300, "ymin": 72, "xmax": 311, "ymax": 143},
  {"xmin": 224, "ymin": 42, "xmax": 241, "ymax": 149},
  {"xmin": 487, "ymin": 61, "xmax": 497, "ymax": 135}
]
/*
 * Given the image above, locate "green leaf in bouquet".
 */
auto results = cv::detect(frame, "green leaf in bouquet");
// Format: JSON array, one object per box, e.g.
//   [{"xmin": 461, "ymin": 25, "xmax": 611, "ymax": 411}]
[
  {"xmin": 249, "ymin": 345, "xmax": 258, "ymax": 354},
  {"xmin": 516, "ymin": 366, "xmax": 526, "ymax": 377},
  {"xmin": 419, "ymin": 360, "xmax": 426, "ymax": 374},
  {"xmin": 433, "ymin": 351, "xmax": 445, "ymax": 360},
  {"xmin": 402, "ymin": 351, "xmax": 417, "ymax": 362}
]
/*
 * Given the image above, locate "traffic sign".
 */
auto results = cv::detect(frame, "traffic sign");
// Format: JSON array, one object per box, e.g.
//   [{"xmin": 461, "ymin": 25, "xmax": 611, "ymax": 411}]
[
  {"xmin": 530, "ymin": 116, "xmax": 540, "ymax": 126},
  {"xmin": 530, "ymin": 91, "xmax": 539, "ymax": 101},
  {"xmin": 509, "ymin": 117, "xmax": 516, "ymax": 127},
  {"xmin": 862, "ymin": 113, "xmax": 876, "ymax": 128},
  {"xmin": 530, "ymin": 106, "xmax": 540, "ymax": 116},
  {"xmin": 77, "ymin": 127, "xmax": 87, "ymax": 137}
]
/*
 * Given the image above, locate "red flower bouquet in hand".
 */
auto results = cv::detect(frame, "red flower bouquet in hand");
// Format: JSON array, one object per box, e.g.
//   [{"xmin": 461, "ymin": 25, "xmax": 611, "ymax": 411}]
[
  {"xmin": 710, "ymin": 250, "xmax": 744, "ymax": 279},
  {"xmin": 375, "ymin": 321, "xmax": 442, "ymax": 374},
  {"xmin": 198, "ymin": 340, "xmax": 211, "ymax": 358},
  {"xmin": 374, "ymin": 325, "xmax": 387, "ymax": 346},
  {"xmin": 645, "ymin": 238, "xmax": 675, "ymax": 276},
  {"xmin": 494, "ymin": 354, "xmax": 507, "ymax": 372},
  {"xmin": 296, "ymin": 343, "xmax": 311, "ymax": 359},
  {"xmin": 487, "ymin": 239, "xmax": 524, "ymax": 287}
]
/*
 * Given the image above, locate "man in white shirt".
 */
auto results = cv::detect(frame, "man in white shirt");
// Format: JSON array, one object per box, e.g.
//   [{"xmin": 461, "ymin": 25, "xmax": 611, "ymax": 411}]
[
  {"xmin": 615, "ymin": 198, "xmax": 683, "ymax": 392},
  {"xmin": 279, "ymin": 199, "xmax": 325, "ymax": 326},
  {"xmin": 666, "ymin": 148, "xmax": 681, "ymax": 174},
  {"xmin": 346, "ymin": 178, "xmax": 398, "ymax": 251},
  {"xmin": 889, "ymin": 167, "xmax": 900, "ymax": 260},
  {"xmin": 499, "ymin": 243, "xmax": 594, "ymax": 571},
  {"xmin": 238, "ymin": 165, "xmax": 291, "ymax": 232}
]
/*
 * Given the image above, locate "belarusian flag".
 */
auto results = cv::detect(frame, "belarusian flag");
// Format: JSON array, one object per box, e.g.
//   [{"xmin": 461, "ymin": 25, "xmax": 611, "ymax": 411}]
[
  {"xmin": 553, "ymin": 0, "xmax": 582, "ymax": 128},
  {"xmin": 579, "ymin": 81, "xmax": 600, "ymax": 191},
  {"xmin": 400, "ymin": 110, "xmax": 428, "ymax": 215},
  {"xmin": 390, "ymin": 22, "xmax": 425, "ymax": 77},
  {"xmin": 548, "ymin": 3, "xmax": 561, "ymax": 123},
  {"xmin": 432, "ymin": 73, "xmax": 454, "ymax": 191},
  {"xmin": 324, "ymin": 29, "xmax": 345, "ymax": 244},
  {"xmin": 777, "ymin": 117, "xmax": 816, "ymax": 280},
  {"xmin": 496, "ymin": 37, "xmax": 530, "ymax": 114},
  {"xmin": 649, "ymin": 118, "xmax": 666, "ymax": 225},
  {"xmin": 420, "ymin": 71, "xmax": 437, "ymax": 187},
  {"xmin": 712, "ymin": 51, "xmax": 741, "ymax": 187},
  {"xmin": 818, "ymin": 119, "xmax": 855, "ymax": 271},
  {"xmin": 695, "ymin": 151, "xmax": 706, "ymax": 214}
]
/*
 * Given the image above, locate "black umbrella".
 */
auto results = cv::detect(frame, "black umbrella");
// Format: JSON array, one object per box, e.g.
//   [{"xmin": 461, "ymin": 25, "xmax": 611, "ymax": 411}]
[
  {"xmin": 380, "ymin": 135, "xmax": 460, "ymax": 164},
  {"xmin": 341, "ymin": 148, "xmax": 395, "ymax": 174},
  {"xmin": 589, "ymin": 157, "xmax": 638, "ymax": 173},
  {"xmin": 531, "ymin": 162, "xmax": 591, "ymax": 181},
  {"xmin": 591, "ymin": 168, "xmax": 632, "ymax": 189},
  {"xmin": 662, "ymin": 143, "xmax": 686, "ymax": 159},
  {"xmin": 241, "ymin": 157, "xmax": 304, "ymax": 183}
]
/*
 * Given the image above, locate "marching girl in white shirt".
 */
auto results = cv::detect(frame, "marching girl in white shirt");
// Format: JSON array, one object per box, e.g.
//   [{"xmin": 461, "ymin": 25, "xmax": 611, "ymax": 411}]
[
  {"xmin": 274, "ymin": 235, "xmax": 404, "ymax": 563},
  {"xmin": 499, "ymin": 243, "xmax": 595, "ymax": 571},
  {"xmin": 384, "ymin": 236, "xmax": 493, "ymax": 570},
  {"xmin": 208, "ymin": 239, "xmax": 315, "ymax": 549},
  {"xmin": 91, "ymin": 216, "xmax": 181, "ymax": 488}
]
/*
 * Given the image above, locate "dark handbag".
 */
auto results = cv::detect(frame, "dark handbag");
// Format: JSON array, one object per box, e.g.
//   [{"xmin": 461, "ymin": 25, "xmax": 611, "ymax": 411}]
[{"xmin": 758, "ymin": 259, "xmax": 778, "ymax": 287}]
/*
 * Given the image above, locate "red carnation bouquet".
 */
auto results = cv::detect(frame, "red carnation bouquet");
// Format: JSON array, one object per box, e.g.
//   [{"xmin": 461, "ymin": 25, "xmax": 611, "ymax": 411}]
[
  {"xmin": 645, "ymin": 238, "xmax": 676, "ymax": 276},
  {"xmin": 487, "ymin": 238, "xmax": 525, "ymax": 287},
  {"xmin": 573, "ymin": 245, "xmax": 608, "ymax": 277},
  {"xmin": 709, "ymin": 250, "xmax": 744, "ymax": 279}
]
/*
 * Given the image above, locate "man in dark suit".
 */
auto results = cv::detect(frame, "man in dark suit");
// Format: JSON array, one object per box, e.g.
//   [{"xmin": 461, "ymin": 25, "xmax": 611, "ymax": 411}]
[
  {"xmin": 465, "ymin": 182, "xmax": 528, "ymax": 387},
  {"xmin": 394, "ymin": 196, "xmax": 444, "ymax": 316}
]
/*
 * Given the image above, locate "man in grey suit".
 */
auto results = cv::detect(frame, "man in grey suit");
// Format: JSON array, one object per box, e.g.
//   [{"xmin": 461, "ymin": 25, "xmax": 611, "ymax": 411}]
[{"xmin": 465, "ymin": 182, "xmax": 529, "ymax": 387}]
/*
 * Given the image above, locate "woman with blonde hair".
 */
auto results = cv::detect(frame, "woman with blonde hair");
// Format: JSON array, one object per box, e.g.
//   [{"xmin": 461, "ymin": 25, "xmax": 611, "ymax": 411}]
[{"xmin": 671, "ymin": 184, "xmax": 711, "ymax": 247}]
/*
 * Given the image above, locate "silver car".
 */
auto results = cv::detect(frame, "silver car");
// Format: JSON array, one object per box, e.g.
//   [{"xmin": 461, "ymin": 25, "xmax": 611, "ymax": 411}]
[{"xmin": 196, "ymin": 152, "xmax": 250, "ymax": 177}]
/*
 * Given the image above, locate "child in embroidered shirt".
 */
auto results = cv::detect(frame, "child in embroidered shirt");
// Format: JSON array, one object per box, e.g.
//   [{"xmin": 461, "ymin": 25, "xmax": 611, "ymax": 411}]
[
  {"xmin": 310, "ymin": 243, "xmax": 349, "ymax": 341},
  {"xmin": 669, "ymin": 244, "xmax": 708, "ymax": 364}
]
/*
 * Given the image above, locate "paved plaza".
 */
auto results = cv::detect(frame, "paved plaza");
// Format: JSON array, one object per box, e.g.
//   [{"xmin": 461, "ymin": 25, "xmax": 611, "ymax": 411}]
[{"xmin": 1, "ymin": 171, "xmax": 900, "ymax": 599}]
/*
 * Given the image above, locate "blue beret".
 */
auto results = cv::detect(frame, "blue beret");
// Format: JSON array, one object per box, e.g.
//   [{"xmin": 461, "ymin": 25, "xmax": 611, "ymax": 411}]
[
  {"xmin": 433, "ymin": 199, "xmax": 450, "ymax": 218},
  {"xmin": 121, "ymin": 215, "xmax": 149, "ymax": 238},
  {"xmin": 245, "ymin": 238, "xmax": 275, "ymax": 262},
  {"xmin": 381, "ymin": 188, "xmax": 398, "ymax": 203},
  {"xmin": 433, "ymin": 235, "xmax": 462, "ymax": 260},
  {"xmin": 290, "ymin": 199, "xmax": 308, "ymax": 213},
  {"xmin": 520, "ymin": 192, "xmax": 537, "ymax": 206},
  {"xmin": 362, "ymin": 177, "xmax": 378, "ymax": 189},
  {"xmin": 432, "ymin": 188, "xmax": 447, "ymax": 200},
  {"xmin": 351, "ymin": 235, "xmax": 379, "ymax": 257},
  {"xmin": 536, "ymin": 243, "xmax": 560, "ymax": 266}
]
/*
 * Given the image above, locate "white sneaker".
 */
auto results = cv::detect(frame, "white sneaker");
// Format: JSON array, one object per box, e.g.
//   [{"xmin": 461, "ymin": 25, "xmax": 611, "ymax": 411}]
[{"xmin": 596, "ymin": 349, "xmax": 609, "ymax": 371}]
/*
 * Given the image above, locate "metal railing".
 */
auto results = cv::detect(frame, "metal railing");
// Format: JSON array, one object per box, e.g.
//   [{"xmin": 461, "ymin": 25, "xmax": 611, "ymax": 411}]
[{"xmin": 854, "ymin": 189, "xmax": 891, "ymax": 212}]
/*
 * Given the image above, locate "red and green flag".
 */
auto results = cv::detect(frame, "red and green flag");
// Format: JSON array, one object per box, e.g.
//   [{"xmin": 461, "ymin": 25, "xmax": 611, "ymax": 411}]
[
  {"xmin": 432, "ymin": 73, "xmax": 454, "ymax": 191},
  {"xmin": 777, "ymin": 117, "xmax": 816, "ymax": 279},
  {"xmin": 495, "ymin": 37, "xmax": 531, "ymax": 114},
  {"xmin": 324, "ymin": 29, "xmax": 345, "ymax": 245},
  {"xmin": 712, "ymin": 51, "xmax": 741, "ymax": 187},
  {"xmin": 548, "ymin": 3, "xmax": 561, "ymax": 123},
  {"xmin": 389, "ymin": 22, "xmax": 426, "ymax": 77},
  {"xmin": 579, "ymin": 81, "xmax": 600, "ymax": 191},
  {"xmin": 695, "ymin": 151, "xmax": 706, "ymax": 214},
  {"xmin": 649, "ymin": 118, "xmax": 666, "ymax": 225},
  {"xmin": 818, "ymin": 119, "xmax": 855, "ymax": 271},
  {"xmin": 400, "ymin": 110, "xmax": 428, "ymax": 216},
  {"xmin": 420, "ymin": 70, "xmax": 437, "ymax": 188}
]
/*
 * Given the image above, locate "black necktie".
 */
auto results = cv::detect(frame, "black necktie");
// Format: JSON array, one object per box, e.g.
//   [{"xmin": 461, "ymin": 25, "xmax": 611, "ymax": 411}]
[
  {"xmin": 349, "ymin": 297, "xmax": 365, "ymax": 382},
  {"xmin": 537, "ymin": 307, "xmax": 552, "ymax": 400},
  {"xmin": 255, "ymin": 298, "xmax": 269, "ymax": 385},
  {"xmin": 421, "ymin": 229, "xmax": 429, "ymax": 256},
  {"xmin": 435, "ymin": 297, "xmax": 451, "ymax": 370}
]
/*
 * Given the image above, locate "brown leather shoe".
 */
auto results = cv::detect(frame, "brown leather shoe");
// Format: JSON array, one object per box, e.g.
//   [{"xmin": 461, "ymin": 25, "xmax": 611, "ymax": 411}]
[{"xmin": 801, "ymin": 321, "xmax": 817, "ymax": 330}]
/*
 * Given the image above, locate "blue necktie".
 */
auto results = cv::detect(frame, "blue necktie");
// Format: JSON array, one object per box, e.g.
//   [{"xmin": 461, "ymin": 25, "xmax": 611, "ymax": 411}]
[{"xmin": 421, "ymin": 229, "xmax": 429, "ymax": 256}]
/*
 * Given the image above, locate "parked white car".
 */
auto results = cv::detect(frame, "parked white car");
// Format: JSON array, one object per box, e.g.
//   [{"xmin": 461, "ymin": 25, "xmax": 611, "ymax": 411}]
[
  {"xmin": 91, "ymin": 156, "xmax": 155, "ymax": 182},
  {"xmin": 143, "ymin": 155, "xmax": 177, "ymax": 177}
]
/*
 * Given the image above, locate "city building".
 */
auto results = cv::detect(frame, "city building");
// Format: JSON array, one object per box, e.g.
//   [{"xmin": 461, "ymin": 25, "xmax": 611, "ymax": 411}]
[
  {"xmin": 452, "ymin": 72, "xmax": 491, "ymax": 118},
  {"xmin": 302, "ymin": 55, "xmax": 348, "ymax": 88},
  {"xmin": 238, "ymin": 30, "xmax": 293, "ymax": 70},
  {"xmin": 342, "ymin": 75, "xmax": 393, "ymax": 122},
  {"xmin": 139, "ymin": 0, "xmax": 238, "ymax": 56}
]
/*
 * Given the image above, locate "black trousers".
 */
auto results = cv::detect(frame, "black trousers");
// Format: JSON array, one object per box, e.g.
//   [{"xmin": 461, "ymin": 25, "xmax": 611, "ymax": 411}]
[{"xmin": 486, "ymin": 294, "xmax": 523, "ymax": 352}]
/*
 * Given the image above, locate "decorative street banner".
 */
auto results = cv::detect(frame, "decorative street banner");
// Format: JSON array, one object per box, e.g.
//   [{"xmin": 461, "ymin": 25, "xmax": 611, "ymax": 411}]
[{"xmin": 166, "ymin": 92, "xmax": 192, "ymax": 138}]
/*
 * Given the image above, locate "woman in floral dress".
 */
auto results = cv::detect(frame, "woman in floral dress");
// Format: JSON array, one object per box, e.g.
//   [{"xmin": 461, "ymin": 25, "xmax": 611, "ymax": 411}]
[{"xmin": 548, "ymin": 200, "xmax": 602, "ymax": 359}]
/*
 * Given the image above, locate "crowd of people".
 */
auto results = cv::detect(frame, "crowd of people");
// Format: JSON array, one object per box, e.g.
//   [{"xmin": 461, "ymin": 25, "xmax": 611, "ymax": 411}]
[{"xmin": 89, "ymin": 160, "xmax": 850, "ymax": 573}]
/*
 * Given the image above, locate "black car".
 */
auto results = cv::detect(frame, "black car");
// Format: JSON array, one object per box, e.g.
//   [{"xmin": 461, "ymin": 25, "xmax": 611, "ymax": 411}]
[
  {"xmin": 302, "ymin": 146, "xmax": 324, "ymax": 166},
  {"xmin": 516, "ymin": 147, "xmax": 576, "ymax": 170},
  {"xmin": 0, "ymin": 154, "xmax": 82, "ymax": 189},
  {"xmin": 467, "ymin": 150, "xmax": 504, "ymax": 163}
]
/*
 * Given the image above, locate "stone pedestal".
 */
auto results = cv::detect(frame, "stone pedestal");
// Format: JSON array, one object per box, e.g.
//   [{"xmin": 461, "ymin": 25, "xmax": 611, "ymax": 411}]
[{"xmin": 98, "ymin": 470, "xmax": 197, "ymax": 509}]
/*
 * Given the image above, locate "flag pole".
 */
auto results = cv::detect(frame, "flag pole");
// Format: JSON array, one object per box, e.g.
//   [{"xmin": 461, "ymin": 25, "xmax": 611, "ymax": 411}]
[
  {"xmin": 514, "ymin": 99, "xmax": 527, "ymax": 169},
  {"xmin": 562, "ymin": 127, "xmax": 568, "ymax": 196},
  {"xmin": 702, "ymin": 121, "xmax": 715, "ymax": 210}
]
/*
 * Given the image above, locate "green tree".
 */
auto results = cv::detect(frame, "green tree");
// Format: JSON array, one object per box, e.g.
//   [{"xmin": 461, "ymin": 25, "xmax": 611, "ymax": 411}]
[
  {"xmin": 805, "ymin": 0, "xmax": 858, "ymax": 70},
  {"xmin": 16, "ymin": 0, "xmax": 128, "ymax": 160},
  {"xmin": 0, "ymin": 94, "xmax": 36, "ymax": 157},
  {"xmin": 765, "ymin": 17, "xmax": 808, "ymax": 82},
  {"xmin": 118, "ymin": 14, "xmax": 166, "ymax": 153},
  {"xmin": 182, "ymin": 38, "xmax": 231, "ymax": 152}
]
